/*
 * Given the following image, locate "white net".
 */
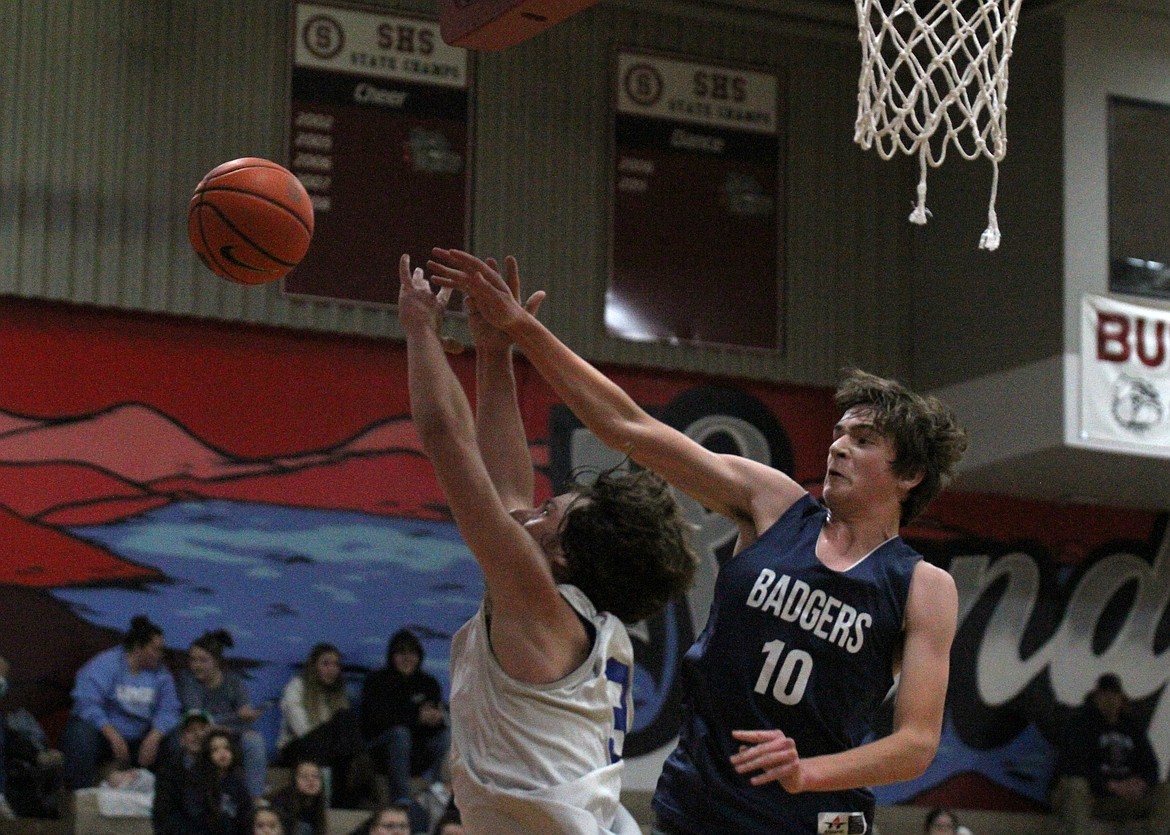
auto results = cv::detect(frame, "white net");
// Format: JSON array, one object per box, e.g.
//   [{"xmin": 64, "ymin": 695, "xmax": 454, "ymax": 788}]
[{"xmin": 854, "ymin": 0, "xmax": 1023, "ymax": 250}]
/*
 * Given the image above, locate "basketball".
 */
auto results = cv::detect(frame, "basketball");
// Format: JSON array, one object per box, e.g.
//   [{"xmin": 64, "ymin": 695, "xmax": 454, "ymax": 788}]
[{"xmin": 187, "ymin": 157, "xmax": 314, "ymax": 285}]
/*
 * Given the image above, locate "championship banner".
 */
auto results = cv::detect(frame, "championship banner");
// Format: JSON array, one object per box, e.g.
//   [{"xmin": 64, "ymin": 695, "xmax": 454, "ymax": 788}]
[
  {"xmin": 609, "ymin": 49, "xmax": 783, "ymax": 350},
  {"xmin": 1081, "ymin": 293, "xmax": 1170, "ymax": 447},
  {"xmin": 284, "ymin": 2, "xmax": 472, "ymax": 306}
]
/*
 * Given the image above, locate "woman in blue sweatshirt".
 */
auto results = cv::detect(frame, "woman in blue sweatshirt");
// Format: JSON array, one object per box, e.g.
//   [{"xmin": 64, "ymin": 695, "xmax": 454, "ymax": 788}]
[{"xmin": 62, "ymin": 614, "xmax": 181, "ymax": 789}]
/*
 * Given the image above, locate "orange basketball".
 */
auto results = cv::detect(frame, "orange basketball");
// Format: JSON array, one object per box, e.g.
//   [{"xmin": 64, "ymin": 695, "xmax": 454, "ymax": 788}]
[{"xmin": 187, "ymin": 158, "xmax": 314, "ymax": 285}]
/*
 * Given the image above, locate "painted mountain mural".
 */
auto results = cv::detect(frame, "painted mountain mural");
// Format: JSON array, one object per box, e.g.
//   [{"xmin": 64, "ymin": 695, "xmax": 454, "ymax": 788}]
[{"xmin": 0, "ymin": 400, "xmax": 528, "ymax": 750}]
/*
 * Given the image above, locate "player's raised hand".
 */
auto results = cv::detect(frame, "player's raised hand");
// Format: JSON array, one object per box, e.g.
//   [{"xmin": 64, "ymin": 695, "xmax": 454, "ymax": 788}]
[
  {"xmin": 428, "ymin": 249, "xmax": 543, "ymax": 335},
  {"xmin": 465, "ymin": 256, "xmax": 545, "ymax": 354},
  {"xmin": 730, "ymin": 728, "xmax": 805, "ymax": 793},
  {"xmin": 397, "ymin": 253, "xmax": 452, "ymax": 335}
]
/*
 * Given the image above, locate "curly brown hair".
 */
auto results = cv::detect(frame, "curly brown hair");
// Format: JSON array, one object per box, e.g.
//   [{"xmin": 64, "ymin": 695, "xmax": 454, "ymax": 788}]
[
  {"xmin": 835, "ymin": 369, "xmax": 968, "ymax": 526},
  {"xmin": 556, "ymin": 466, "xmax": 698, "ymax": 624}
]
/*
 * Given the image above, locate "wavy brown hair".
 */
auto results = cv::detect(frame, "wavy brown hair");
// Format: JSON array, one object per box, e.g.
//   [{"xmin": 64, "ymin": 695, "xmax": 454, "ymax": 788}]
[
  {"xmin": 835, "ymin": 369, "xmax": 968, "ymax": 526},
  {"xmin": 557, "ymin": 466, "xmax": 698, "ymax": 624}
]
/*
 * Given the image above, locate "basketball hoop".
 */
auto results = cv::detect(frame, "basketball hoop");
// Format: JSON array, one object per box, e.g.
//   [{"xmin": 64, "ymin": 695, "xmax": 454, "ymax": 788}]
[{"xmin": 854, "ymin": 0, "xmax": 1023, "ymax": 250}]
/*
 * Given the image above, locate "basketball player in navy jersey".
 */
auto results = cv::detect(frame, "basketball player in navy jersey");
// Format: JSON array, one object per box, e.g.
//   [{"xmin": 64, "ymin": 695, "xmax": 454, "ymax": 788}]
[
  {"xmin": 427, "ymin": 248, "xmax": 968, "ymax": 835},
  {"xmin": 398, "ymin": 255, "xmax": 696, "ymax": 833}
]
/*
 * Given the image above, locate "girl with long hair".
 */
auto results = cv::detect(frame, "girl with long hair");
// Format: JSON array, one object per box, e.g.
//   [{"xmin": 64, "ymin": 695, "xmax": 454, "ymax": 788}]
[
  {"xmin": 196, "ymin": 728, "xmax": 253, "ymax": 835},
  {"xmin": 277, "ymin": 644, "xmax": 369, "ymax": 807},
  {"xmin": 269, "ymin": 759, "xmax": 328, "ymax": 835}
]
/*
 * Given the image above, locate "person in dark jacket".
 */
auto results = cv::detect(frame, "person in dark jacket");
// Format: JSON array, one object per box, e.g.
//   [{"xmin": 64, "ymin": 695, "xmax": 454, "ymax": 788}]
[
  {"xmin": 359, "ymin": 630, "xmax": 449, "ymax": 805},
  {"xmin": 1051, "ymin": 673, "xmax": 1170, "ymax": 835},
  {"xmin": 155, "ymin": 719, "xmax": 251, "ymax": 835},
  {"xmin": 153, "ymin": 709, "xmax": 212, "ymax": 835}
]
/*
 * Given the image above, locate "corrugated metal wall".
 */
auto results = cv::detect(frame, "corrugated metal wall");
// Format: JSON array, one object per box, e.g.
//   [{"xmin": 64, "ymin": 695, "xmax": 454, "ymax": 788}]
[{"xmin": 1, "ymin": 0, "xmax": 915, "ymax": 386}]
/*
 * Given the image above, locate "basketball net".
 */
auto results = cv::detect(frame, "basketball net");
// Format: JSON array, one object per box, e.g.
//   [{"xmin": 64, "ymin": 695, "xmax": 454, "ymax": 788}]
[{"xmin": 854, "ymin": 0, "xmax": 1023, "ymax": 250}]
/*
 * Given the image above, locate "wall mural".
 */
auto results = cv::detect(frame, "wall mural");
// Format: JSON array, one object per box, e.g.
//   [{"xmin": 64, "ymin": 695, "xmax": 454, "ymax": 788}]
[{"xmin": 0, "ymin": 299, "xmax": 1164, "ymax": 813}]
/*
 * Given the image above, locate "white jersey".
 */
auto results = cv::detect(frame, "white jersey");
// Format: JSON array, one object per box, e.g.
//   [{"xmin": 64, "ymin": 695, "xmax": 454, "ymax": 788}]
[{"xmin": 449, "ymin": 584, "xmax": 641, "ymax": 835}]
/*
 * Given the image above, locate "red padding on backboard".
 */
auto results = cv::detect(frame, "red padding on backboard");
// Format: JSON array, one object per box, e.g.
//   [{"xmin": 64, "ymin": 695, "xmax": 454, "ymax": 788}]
[{"xmin": 440, "ymin": 0, "xmax": 602, "ymax": 51}]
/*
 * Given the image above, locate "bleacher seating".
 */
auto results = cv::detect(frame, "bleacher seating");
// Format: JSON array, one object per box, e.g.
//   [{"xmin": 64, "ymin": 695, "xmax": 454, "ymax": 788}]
[{"xmin": 13, "ymin": 787, "xmax": 1129, "ymax": 835}]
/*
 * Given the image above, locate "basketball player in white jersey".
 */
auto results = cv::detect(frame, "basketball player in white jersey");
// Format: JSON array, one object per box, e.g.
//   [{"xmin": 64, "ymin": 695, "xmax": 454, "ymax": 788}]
[{"xmin": 398, "ymin": 254, "xmax": 696, "ymax": 834}]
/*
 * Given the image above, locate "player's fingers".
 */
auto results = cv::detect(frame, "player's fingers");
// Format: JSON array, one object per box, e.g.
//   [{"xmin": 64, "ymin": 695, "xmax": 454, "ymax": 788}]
[
  {"xmin": 752, "ymin": 758, "xmax": 799, "ymax": 787},
  {"xmin": 734, "ymin": 745, "xmax": 795, "ymax": 777},
  {"xmin": 474, "ymin": 269, "xmax": 511, "ymax": 294},
  {"xmin": 504, "ymin": 256, "xmax": 521, "ymax": 299},
  {"xmin": 426, "ymin": 260, "xmax": 467, "ymax": 283},
  {"xmin": 399, "ymin": 253, "xmax": 412, "ymax": 287},
  {"xmin": 750, "ymin": 768, "xmax": 784, "ymax": 787},
  {"xmin": 442, "ymin": 248, "xmax": 494, "ymax": 277},
  {"xmin": 730, "ymin": 736, "xmax": 793, "ymax": 768},
  {"xmin": 732, "ymin": 730, "xmax": 782, "ymax": 744},
  {"xmin": 436, "ymin": 286, "xmax": 453, "ymax": 307},
  {"xmin": 524, "ymin": 290, "xmax": 546, "ymax": 317},
  {"xmin": 730, "ymin": 744, "xmax": 772, "ymax": 770}
]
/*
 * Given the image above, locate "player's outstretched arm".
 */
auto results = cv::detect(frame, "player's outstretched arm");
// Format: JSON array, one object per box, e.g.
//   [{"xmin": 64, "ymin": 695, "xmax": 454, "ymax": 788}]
[
  {"xmin": 399, "ymin": 255, "xmax": 587, "ymax": 683},
  {"xmin": 731, "ymin": 561, "xmax": 957, "ymax": 791},
  {"xmin": 469, "ymin": 256, "xmax": 545, "ymax": 511},
  {"xmin": 428, "ymin": 248, "xmax": 805, "ymax": 534}
]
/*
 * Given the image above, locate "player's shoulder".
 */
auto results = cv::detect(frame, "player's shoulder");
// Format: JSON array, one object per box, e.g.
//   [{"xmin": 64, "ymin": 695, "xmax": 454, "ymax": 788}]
[
  {"xmin": 909, "ymin": 557, "xmax": 956, "ymax": 587},
  {"xmin": 905, "ymin": 559, "xmax": 958, "ymax": 628}
]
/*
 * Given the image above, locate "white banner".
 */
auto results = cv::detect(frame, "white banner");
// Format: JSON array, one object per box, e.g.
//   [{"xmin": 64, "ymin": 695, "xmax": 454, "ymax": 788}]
[
  {"xmin": 1081, "ymin": 293, "xmax": 1170, "ymax": 446},
  {"xmin": 616, "ymin": 50, "xmax": 779, "ymax": 135},
  {"xmin": 295, "ymin": 3, "xmax": 468, "ymax": 89}
]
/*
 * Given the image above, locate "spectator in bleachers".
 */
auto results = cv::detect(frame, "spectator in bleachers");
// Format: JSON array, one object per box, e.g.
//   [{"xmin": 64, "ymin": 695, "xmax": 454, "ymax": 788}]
[
  {"xmin": 277, "ymin": 643, "xmax": 370, "ymax": 807},
  {"xmin": 923, "ymin": 807, "xmax": 973, "ymax": 835},
  {"xmin": 269, "ymin": 758, "xmax": 327, "ymax": 835},
  {"xmin": 153, "ymin": 708, "xmax": 213, "ymax": 835},
  {"xmin": 0, "ymin": 655, "xmax": 13, "ymax": 820},
  {"xmin": 61, "ymin": 614, "xmax": 181, "ymax": 789},
  {"xmin": 192, "ymin": 728, "xmax": 253, "ymax": 835},
  {"xmin": 360, "ymin": 629, "xmax": 449, "ymax": 807},
  {"xmin": 251, "ymin": 805, "xmax": 286, "ymax": 835},
  {"xmin": 0, "ymin": 654, "xmax": 65, "ymax": 819},
  {"xmin": 1051, "ymin": 673, "xmax": 1170, "ymax": 835},
  {"xmin": 346, "ymin": 804, "xmax": 412, "ymax": 835},
  {"xmin": 178, "ymin": 628, "xmax": 269, "ymax": 797}
]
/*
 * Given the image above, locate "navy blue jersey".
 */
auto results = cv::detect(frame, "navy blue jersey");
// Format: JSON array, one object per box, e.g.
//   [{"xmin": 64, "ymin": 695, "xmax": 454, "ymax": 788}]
[{"xmin": 654, "ymin": 494, "xmax": 921, "ymax": 834}]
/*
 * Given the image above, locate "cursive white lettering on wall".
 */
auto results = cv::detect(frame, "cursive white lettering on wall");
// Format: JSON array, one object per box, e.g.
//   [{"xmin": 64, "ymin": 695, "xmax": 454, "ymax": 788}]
[{"xmin": 953, "ymin": 529, "xmax": 1170, "ymax": 777}]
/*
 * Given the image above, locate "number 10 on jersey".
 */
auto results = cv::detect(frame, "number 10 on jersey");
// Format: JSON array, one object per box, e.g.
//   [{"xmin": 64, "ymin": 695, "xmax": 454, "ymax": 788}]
[{"xmin": 755, "ymin": 640, "xmax": 812, "ymax": 705}]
